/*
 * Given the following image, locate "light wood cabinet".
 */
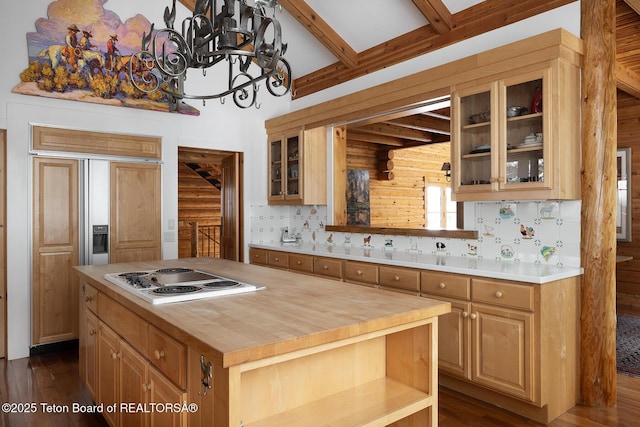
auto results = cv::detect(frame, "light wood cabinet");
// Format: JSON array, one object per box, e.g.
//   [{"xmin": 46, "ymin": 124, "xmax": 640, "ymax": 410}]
[
  {"xmin": 343, "ymin": 261, "xmax": 378, "ymax": 287},
  {"xmin": 422, "ymin": 272, "xmax": 579, "ymax": 424},
  {"xmin": 248, "ymin": 247, "xmax": 268, "ymax": 266},
  {"xmin": 379, "ymin": 265, "xmax": 420, "ymax": 295},
  {"xmin": 267, "ymin": 251, "xmax": 289, "ymax": 269},
  {"xmin": 313, "ymin": 256, "xmax": 343, "ymax": 280},
  {"xmin": 451, "ymin": 61, "xmax": 580, "ymax": 201},
  {"xmin": 82, "ymin": 285, "xmax": 186, "ymax": 427},
  {"xmin": 268, "ymin": 127, "xmax": 327, "ymax": 205},
  {"xmin": 79, "ymin": 283, "xmax": 99, "ymax": 400},
  {"xmin": 289, "ymin": 253, "xmax": 314, "ymax": 274}
]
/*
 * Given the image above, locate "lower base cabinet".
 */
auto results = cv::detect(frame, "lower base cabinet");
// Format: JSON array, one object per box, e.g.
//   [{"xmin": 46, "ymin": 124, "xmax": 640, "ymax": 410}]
[{"xmin": 250, "ymin": 247, "xmax": 580, "ymax": 424}]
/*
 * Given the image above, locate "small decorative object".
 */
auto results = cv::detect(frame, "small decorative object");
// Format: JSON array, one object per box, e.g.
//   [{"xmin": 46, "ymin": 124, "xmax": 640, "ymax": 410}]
[
  {"xmin": 363, "ymin": 235, "xmax": 372, "ymax": 246},
  {"xmin": 501, "ymin": 245, "xmax": 514, "ymax": 259},
  {"xmin": 506, "ymin": 106, "xmax": 528, "ymax": 118},
  {"xmin": 296, "ymin": 207, "xmax": 301, "ymax": 215},
  {"xmin": 483, "ymin": 225, "xmax": 495, "ymax": 237},
  {"xmin": 326, "ymin": 234, "xmax": 333, "ymax": 244},
  {"xmin": 384, "ymin": 239, "xmax": 393, "ymax": 248},
  {"xmin": 467, "ymin": 243, "xmax": 478, "ymax": 256},
  {"xmin": 520, "ymin": 224, "xmax": 535, "ymax": 239},
  {"xmin": 499, "ymin": 206, "xmax": 515, "ymax": 219},
  {"xmin": 303, "ymin": 220, "xmax": 309, "ymax": 228},
  {"xmin": 436, "ymin": 242, "xmax": 446, "ymax": 251},
  {"xmin": 344, "ymin": 235, "xmax": 351, "ymax": 245},
  {"xmin": 541, "ymin": 246, "xmax": 556, "ymax": 261},
  {"xmin": 310, "ymin": 208, "xmax": 317, "ymax": 215},
  {"xmin": 539, "ymin": 203, "xmax": 557, "ymax": 219},
  {"xmin": 312, "ymin": 231, "xmax": 316, "ymax": 242},
  {"xmin": 530, "ymin": 86, "xmax": 543, "ymax": 113}
]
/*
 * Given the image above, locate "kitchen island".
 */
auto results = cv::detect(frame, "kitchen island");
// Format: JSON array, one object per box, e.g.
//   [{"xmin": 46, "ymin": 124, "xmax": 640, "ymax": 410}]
[{"xmin": 74, "ymin": 258, "xmax": 450, "ymax": 427}]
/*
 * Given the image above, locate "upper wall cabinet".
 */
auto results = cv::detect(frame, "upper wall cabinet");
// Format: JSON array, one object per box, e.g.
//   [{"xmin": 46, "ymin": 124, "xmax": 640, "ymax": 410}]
[
  {"xmin": 451, "ymin": 60, "xmax": 581, "ymax": 201},
  {"xmin": 268, "ymin": 127, "xmax": 327, "ymax": 205}
]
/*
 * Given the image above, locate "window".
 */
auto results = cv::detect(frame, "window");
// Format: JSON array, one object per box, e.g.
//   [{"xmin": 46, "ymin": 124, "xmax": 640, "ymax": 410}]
[{"xmin": 426, "ymin": 183, "xmax": 456, "ymax": 228}]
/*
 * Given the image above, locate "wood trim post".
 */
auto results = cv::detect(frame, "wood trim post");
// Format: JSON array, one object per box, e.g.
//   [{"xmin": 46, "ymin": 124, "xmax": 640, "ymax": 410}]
[
  {"xmin": 580, "ymin": 0, "xmax": 617, "ymax": 407},
  {"xmin": 191, "ymin": 222, "xmax": 199, "ymax": 258}
]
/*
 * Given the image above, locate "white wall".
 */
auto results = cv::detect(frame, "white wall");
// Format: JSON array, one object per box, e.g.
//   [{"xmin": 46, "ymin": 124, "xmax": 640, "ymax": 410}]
[{"xmin": 0, "ymin": 0, "xmax": 580, "ymax": 359}]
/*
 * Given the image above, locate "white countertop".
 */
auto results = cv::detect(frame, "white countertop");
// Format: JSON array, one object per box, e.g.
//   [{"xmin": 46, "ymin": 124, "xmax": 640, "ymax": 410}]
[{"xmin": 249, "ymin": 242, "xmax": 583, "ymax": 284}]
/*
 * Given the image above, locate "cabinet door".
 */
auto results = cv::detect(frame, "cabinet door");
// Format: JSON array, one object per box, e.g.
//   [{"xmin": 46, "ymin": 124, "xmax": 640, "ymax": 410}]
[
  {"xmin": 97, "ymin": 322, "xmax": 119, "ymax": 427},
  {"xmin": 452, "ymin": 83, "xmax": 499, "ymax": 195},
  {"xmin": 438, "ymin": 299, "xmax": 471, "ymax": 380},
  {"xmin": 284, "ymin": 133, "xmax": 303, "ymax": 202},
  {"xmin": 149, "ymin": 366, "xmax": 187, "ymax": 427},
  {"xmin": 32, "ymin": 157, "xmax": 79, "ymax": 345},
  {"xmin": 119, "ymin": 340, "xmax": 149, "ymax": 427},
  {"xmin": 268, "ymin": 136, "xmax": 284, "ymax": 201},
  {"xmin": 84, "ymin": 310, "xmax": 99, "ymax": 400},
  {"xmin": 499, "ymin": 69, "xmax": 551, "ymax": 192},
  {"xmin": 471, "ymin": 304, "xmax": 534, "ymax": 401},
  {"xmin": 110, "ymin": 162, "xmax": 161, "ymax": 263}
]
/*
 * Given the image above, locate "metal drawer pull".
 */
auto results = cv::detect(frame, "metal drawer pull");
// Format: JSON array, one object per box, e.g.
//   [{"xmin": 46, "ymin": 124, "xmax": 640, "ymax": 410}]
[
  {"xmin": 462, "ymin": 311, "xmax": 469, "ymax": 318},
  {"xmin": 470, "ymin": 313, "xmax": 477, "ymax": 320},
  {"xmin": 274, "ymin": 257, "xmax": 279, "ymax": 262},
  {"xmin": 495, "ymin": 291, "xmax": 503, "ymax": 298},
  {"xmin": 297, "ymin": 260, "xmax": 302, "ymax": 265},
  {"xmin": 394, "ymin": 275, "xmax": 400, "ymax": 281},
  {"xmin": 154, "ymin": 350, "xmax": 166, "ymax": 360},
  {"xmin": 439, "ymin": 282, "xmax": 446, "ymax": 289},
  {"xmin": 323, "ymin": 265, "xmax": 329, "ymax": 270},
  {"xmin": 357, "ymin": 270, "xmax": 363, "ymax": 275}
]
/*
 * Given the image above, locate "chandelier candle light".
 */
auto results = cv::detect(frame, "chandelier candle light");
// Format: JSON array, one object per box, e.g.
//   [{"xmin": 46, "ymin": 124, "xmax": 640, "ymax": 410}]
[{"xmin": 129, "ymin": 0, "xmax": 292, "ymax": 111}]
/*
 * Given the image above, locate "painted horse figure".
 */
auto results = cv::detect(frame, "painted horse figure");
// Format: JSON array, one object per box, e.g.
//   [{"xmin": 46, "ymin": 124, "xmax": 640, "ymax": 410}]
[{"xmin": 38, "ymin": 45, "xmax": 103, "ymax": 73}]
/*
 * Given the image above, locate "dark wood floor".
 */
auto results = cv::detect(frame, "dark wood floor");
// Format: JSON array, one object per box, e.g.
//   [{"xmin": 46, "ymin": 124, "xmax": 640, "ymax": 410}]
[{"xmin": 1, "ymin": 347, "xmax": 639, "ymax": 426}]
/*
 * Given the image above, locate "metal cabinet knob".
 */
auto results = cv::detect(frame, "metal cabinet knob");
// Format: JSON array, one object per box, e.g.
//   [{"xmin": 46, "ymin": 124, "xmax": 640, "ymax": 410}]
[
  {"xmin": 439, "ymin": 282, "xmax": 446, "ymax": 289},
  {"xmin": 495, "ymin": 291, "xmax": 503, "ymax": 298},
  {"xmin": 394, "ymin": 275, "xmax": 400, "ymax": 281},
  {"xmin": 462, "ymin": 311, "xmax": 469, "ymax": 318},
  {"xmin": 470, "ymin": 313, "xmax": 477, "ymax": 320},
  {"xmin": 154, "ymin": 350, "xmax": 165, "ymax": 360}
]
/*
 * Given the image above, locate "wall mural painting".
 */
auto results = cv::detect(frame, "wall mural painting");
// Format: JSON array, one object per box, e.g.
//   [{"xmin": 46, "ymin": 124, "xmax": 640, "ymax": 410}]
[{"xmin": 12, "ymin": 0, "xmax": 199, "ymax": 115}]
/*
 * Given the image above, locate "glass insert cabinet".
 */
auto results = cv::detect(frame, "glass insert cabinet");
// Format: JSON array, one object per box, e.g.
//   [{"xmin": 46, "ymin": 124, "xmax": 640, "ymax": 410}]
[
  {"xmin": 269, "ymin": 131, "xmax": 302, "ymax": 202},
  {"xmin": 450, "ymin": 66, "xmax": 580, "ymax": 201}
]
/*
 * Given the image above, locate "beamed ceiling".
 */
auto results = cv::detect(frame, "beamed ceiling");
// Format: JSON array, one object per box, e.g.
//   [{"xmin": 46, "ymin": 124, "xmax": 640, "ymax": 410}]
[{"xmin": 176, "ymin": 0, "xmax": 640, "ymax": 149}]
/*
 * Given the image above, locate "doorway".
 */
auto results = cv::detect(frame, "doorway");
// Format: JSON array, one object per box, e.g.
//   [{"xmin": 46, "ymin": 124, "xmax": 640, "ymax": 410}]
[{"xmin": 177, "ymin": 147, "xmax": 243, "ymax": 261}]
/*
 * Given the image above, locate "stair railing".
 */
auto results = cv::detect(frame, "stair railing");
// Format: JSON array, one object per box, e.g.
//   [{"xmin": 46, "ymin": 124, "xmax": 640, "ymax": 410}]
[{"xmin": 190, "ymin": 222, "xmax": 221, "ymax": 258}]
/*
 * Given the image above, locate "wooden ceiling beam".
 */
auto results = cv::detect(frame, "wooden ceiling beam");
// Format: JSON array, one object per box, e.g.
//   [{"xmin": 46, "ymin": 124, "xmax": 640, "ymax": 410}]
[
  {"xmin": 411, "ymin": 0, "xmax": 453, "ymax": 34},
  {"xmin": 354, "ymin": 123, "xmax": 436, "ymax": 143},
  {"xmin": 277, "ymin": 0, "xmax": 359, "ymax": 69},
  {"xmin": 616, "ymin": 61, "xmax": 640, "ymax": 99},
  {"xmin": 623, "ymin": 0, "xmax": 640, "ymax": 15},
  {"xmin": 292, "ymin": 0, "xmax": 575, "ymax": 99},
  {"xmin": 384, "ymin": 114, "xmax": 450, "ymax": 135},
  {"xmin": 347, "ymin": 131, "xmax": 406, "ymax": 147}
]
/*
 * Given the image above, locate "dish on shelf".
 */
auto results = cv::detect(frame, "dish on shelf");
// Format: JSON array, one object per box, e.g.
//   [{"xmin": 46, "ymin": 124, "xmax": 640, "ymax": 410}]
[
  {"xmin": 507, "ymin": 106, "xmax": 528, "ymax": 117},
  {"xmin": 468, "ymin": 111, "xmax": 490, "ymax": 124},
  {"xmin": 516, "ymin": 142, "xmax": 543, "ymax": 149}
]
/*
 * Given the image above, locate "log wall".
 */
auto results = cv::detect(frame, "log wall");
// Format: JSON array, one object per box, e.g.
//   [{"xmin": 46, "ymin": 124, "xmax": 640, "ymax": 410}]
[
  {"xmin": 616, "ymin": 91, "xmax": 640, "ymax": 316},
  {"xmin": 346, "ymin": 141, "xmax": 450, "ymax": 228},
  {"xmin": 177, "ymin": 162, "xmax": 221, "ymax": 258}
]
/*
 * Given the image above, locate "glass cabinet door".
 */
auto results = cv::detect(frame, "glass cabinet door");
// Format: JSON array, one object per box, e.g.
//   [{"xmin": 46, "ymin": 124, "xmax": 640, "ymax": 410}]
[
  {"xmin": 454, "ymin": 83, "xmax": 497, "ymax": 192},
  {"xmin": 269, "ymin": 137, "xmax": 283, "ymax": 199},
  {"xmin": 284, "ymin": 133, "xmax": 302, "ymax": 201},
  {"xmin": 501, "ymin": 70, "xmax": 550, "ymax": 190}
]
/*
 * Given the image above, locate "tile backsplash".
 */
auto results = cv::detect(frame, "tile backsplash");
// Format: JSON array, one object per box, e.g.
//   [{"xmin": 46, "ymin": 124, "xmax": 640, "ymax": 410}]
[{"xmin": 250, "ymin": 200, "xmax": 581, "ymax": 267}]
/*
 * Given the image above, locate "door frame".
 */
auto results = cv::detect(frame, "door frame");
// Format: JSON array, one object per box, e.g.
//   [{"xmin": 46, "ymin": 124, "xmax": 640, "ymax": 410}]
[{"xmin": 1, "ymin": 129, "xmax": 6, "ymax": 358}]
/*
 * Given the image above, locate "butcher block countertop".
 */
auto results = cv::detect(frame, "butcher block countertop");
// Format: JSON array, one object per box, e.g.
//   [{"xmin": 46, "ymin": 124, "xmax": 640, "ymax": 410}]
[{"xmin": 74, "ymin": 257, "xmax": 450, "ymax": 368}]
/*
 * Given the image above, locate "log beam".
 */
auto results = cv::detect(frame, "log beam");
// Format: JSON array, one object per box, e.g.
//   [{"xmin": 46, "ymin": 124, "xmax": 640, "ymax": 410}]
[{"xmin": 580, "ymin": 0, "xmax": 617, "ymax": 407}]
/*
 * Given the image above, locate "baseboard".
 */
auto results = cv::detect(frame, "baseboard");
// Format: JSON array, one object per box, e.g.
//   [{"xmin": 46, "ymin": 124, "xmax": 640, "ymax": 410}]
[{"xmin": 29, "ymin": 339, "xmax": 79, "ymax": 356}]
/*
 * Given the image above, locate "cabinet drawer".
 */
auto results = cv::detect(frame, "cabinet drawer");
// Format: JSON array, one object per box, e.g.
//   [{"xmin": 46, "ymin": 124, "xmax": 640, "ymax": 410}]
[
  {"xmin": 313, "ymin": 257, "xmax": 343, "ymax": 279},
  {"xmin": 472, "ymin": 279, "xmax": 534, "ymax": 311},
  {"xmin": 268, "ymin": 251, "xmax": 290, "ymax": 269},
  {"xmin": 249, "ymin": 248, "xmax": 268, "ymax": 265},
  {"xmin": 98, "ymin": 293, "xmax": 148, "ymax": 354},
  {"xmin": 344, "ymin": 261, "xmax": 378, "ymax": 285},
  {"xmin": 82, "ymin": 283, "xmax": 99, "ymax": 313},
  {"xmin": 148, "ymin": 326, "xmax": 187, "ymax": 389},
  {"xmin": 379, "ymin": 266, "xmax": 420, "ymax": 292},
  {"xmin": 289, "ymin": 254, "xmax": 314, "ymax": 274},
  {"xmin": 421, "ymin": 272, "xmax": 470, "ymax": 300}
]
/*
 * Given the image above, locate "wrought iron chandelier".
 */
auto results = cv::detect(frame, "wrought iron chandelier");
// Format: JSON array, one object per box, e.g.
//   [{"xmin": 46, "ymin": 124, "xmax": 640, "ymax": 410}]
[{"xmin": 129, "ymin": 0, "xmax": 292, "ymax": 111}]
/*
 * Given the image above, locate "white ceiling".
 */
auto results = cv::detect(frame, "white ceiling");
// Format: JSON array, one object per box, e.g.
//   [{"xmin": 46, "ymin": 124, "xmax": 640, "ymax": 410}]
[{"xmin": 277, "ymin": 0, "xmax": 485, "ymax": 77}]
